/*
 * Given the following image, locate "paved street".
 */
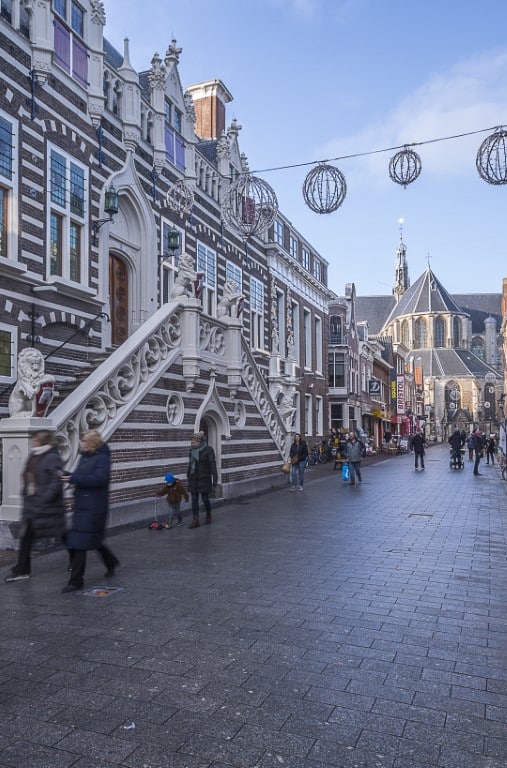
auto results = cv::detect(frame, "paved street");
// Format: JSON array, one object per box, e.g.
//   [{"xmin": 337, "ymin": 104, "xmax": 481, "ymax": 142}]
[{"xmin": 1, "ymin": 445, "xmax": 506, "ymax": 768}]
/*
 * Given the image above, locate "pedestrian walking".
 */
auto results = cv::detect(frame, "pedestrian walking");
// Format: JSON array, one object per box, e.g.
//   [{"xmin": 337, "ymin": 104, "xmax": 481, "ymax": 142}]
[
  {"xmin": 448, "ymin": 429, "xmax": 464, "ymax": 468},
  {"xmin": 486, "ymin": 435, "xmax": 496, "ymax": 465},
  {"xmin": 61, "ymin": 429, "xmax": 119, "ymax": 593},
  {"xmin": 155, "ymin": 473, "xmax": 189, "ymax": 528},
  {"xmin": 472, "ymin": 430, "xmax": 484, "ymax": 476},
  {"xmin": 466, "ymin": 433, "xmax": 475, "ymax": 460},
  {"xmin": 5, "ymin": 431, "xmax": 66, "ymax": 583},
  {"xmin": 344, "ymin": 432, "xmax": 364, "ymax": 485},
  {"xmin": 411, "ymin": 428, "xmax": 426, "ymax": 469},
  {"xmin": 187, "ymin": 432, "xmax": 218, "ymax": 529},
  {"xmin": 288, "ymin": 433, "xmax": 309, "ymax": 491}
]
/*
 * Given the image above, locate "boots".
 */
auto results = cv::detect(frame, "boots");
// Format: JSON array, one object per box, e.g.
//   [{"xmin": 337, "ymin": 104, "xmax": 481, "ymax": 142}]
[
  {"xmin": 188, "ymin": 517, "xmax": 200, "ymax": 529},
  {"xmin": 205, "ymin": 513, "xmax": 212, "ymax": 525}
]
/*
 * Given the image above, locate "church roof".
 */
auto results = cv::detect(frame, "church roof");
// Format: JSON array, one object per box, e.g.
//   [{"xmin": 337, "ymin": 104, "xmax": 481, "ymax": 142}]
[
  {"xmin": 411, "ymin": 348, "xmax": 501, "ymax": 378},
  {"xmin": 354, "ymin": 295, "xmax": 396, "ymax": 335},
  {"xmin": 384, "ymin": 268, "xmax": 464, "ymax": 325}
]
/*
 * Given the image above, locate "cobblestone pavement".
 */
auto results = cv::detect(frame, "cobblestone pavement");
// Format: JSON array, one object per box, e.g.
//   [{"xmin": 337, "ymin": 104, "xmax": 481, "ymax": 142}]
[{"xmin": 0, "ymin": 445, "xmax": 506, "ymax": 768}]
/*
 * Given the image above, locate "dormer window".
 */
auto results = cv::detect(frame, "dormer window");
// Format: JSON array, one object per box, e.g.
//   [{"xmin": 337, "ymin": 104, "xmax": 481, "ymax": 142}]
[{"xmin": 53, "ymin": 0, "xmax": 88, "ymax": 88}]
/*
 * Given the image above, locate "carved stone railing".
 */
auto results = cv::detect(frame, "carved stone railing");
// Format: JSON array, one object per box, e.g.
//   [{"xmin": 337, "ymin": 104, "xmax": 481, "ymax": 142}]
[
  {"xmin": 240, "ymin": 337, "xmax": 290, "ymax": 458},
  {"xmin": 50, "ymin": 300, "xmax": 184, "ymax": 467}
]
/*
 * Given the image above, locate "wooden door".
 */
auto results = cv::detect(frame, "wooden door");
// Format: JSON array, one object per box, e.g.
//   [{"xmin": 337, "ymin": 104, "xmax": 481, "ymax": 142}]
[{"xmin": 109, "ymin": 253, "xmax": 128, "ymax": 345}]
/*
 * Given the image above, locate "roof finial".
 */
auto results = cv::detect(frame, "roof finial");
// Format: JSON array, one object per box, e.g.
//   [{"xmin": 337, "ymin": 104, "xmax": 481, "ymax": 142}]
[
  {"xmin": 398, "ymin": 216, "xmax": 404, "ymax": 241},
  {"xmin": 426, "ymin": 251, "xmax": 431, "ymax": 268}
]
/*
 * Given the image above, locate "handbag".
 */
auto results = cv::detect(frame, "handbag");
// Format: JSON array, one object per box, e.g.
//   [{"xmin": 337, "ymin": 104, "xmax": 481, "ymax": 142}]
[
  {"xmin": 281, "ymin": 461, "xmax": 290, "ymax": 474},
  {"xmin": 342, "ymin": 463, "xmax": 349, "ymax": 482},
  {"xmin": 290, "ymin": 455, "xmax": 299, "ymax": 464}
]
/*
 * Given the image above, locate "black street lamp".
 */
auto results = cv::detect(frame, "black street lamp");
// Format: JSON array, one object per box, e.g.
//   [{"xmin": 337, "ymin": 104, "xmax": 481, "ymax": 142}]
[
  {"xmin": 91, "ymin": 184, "xmax": 119, "ymax": 245},
  {"xmin": 159, "ymin": 225, "xmax": 181, "ymax": 262}
]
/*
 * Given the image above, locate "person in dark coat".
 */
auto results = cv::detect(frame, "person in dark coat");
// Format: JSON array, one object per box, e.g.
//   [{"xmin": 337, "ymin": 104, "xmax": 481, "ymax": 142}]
[
  {"xmin": 187, "ymin": 431, "xmax": 218, "ymax": 529},
  {"xmin": 472, "ymin": 430, "xmax": 484, "ymax": 476},
  {"xmin": 411, "ymin": 429, "xmax": 426, "ymax": 470},
  {"xmin": 61, "ymin": 429, "xmax": 119, "ymax": 592},
  {"xmin": 5, "ymin": 431, "xmax": 65, "ymax": 583},
  {"xmin": 486, "ymin": 435, "xmax": 496, "ymax": 465},
  {"xmin": 448, "ymin": 429, "xmax": 464, "ymax": 467}
]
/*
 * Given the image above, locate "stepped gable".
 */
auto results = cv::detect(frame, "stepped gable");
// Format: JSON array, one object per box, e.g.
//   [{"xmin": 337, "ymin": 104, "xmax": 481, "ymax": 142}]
[{"xmin": 384, "ymin": 268, "xmax": 464, "ymax": 326}]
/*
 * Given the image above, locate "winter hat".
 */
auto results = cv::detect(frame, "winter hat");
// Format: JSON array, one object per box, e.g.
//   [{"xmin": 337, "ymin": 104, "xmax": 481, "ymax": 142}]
[{"xmin": 164, "ymin": 473, "xmax": 176, "ymax": 485}]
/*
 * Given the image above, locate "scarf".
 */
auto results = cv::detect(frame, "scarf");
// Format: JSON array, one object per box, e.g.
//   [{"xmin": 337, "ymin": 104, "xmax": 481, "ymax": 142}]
[{"xmin": 190, "ymin": 441, "xmax": 207, "ymax": 474}]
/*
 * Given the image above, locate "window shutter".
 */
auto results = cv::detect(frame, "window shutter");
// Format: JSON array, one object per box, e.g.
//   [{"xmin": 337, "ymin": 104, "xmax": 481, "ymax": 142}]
[
  {"xmin": 54, "ymin": 19, "xmax": 71, "ymax": 73},
  {"xmin": 165, "ymin": 126, "xmax": 175, "ymax": 164},
  {"xmin": 72, "ymin": 36, "xmax": 88, "ymax": 87},
  {"xmin": 175, "ymin": 134, "xmax": 185, "ymax": 171}
]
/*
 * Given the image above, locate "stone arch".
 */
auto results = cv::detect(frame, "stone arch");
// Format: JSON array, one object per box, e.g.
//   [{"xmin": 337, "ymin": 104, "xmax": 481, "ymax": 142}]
[{"xmin": 105, "ymin": 155, "xmax": 158, "ymax": 336}]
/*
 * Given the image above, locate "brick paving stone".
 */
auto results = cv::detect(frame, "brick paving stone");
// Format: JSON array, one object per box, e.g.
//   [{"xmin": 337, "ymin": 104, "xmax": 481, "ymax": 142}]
[{"xmin": 1, "ymin": 444, "xmax": 506, "ymax": 767}]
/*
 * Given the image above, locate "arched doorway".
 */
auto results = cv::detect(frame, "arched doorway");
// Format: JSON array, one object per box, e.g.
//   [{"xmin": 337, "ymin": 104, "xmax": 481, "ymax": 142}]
[
  {"xmin": 198, "ymin": 416, "xmax": 221, "ymax": 486},
  {"xmin": 109, "ymin": 253, "xmax": 129, "ymax": 346}
]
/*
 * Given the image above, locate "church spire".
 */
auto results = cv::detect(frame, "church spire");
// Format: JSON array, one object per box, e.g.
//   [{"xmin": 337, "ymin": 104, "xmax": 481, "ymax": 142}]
[{"xmin": 393, "ymin": 218, "xmax": 410, "ymax": 302}]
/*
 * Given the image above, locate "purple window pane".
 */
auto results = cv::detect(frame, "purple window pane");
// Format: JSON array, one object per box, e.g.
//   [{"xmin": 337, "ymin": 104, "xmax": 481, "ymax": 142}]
[
  {"xmin": 54, "ymin": 18, "xmax": 70, "ymax": 72},
  {"xmin": 72, "ymin": 35, "xmax": 88, "ymax": 87},
  {"xmin": 165, "ymin": 125, "xmax": 175, "ymax": 164},
  {"xmin": 175, "ymin": 134, "xmax": 185, "ymax": 172}
]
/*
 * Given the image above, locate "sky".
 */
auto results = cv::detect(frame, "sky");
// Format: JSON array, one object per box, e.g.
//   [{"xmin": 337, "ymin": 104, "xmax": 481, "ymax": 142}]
[{"xmin": 102, "ymin": 0, "xmax": 507, "ymax": 299}]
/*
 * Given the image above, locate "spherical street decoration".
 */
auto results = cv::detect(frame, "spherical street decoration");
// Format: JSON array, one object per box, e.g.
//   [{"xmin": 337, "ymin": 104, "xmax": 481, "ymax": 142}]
[
  {"xmin": 222, "ymin": 174, "xmax": 278, "ymax": 238},
  {"xmin": 302, "ymin": 163, "xmax": 347, "ymax": 214},
  {"xmin": 165, "ymin": 179, "xmax": 195, "ymax": 215},
  {"xmin": 476, "ymin": 128, "xmax": 507, "ymax": 185},
  {"xmin": 389, "ymin": 147, "xmax": 422, "ymax": 187}
]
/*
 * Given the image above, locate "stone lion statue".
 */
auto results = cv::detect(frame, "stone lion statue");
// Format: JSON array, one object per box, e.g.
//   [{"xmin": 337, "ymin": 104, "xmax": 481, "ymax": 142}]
[
  {"xmin": 8, "ymin": 348, "xmax": 55, "ymax": 417},
  {"xmin": 217, "ymin": 279, "xmax": 245, "ymax": 318},
  {"xmin": 170, "ymin": 252, "xmax": 196, "ymax": 299}
]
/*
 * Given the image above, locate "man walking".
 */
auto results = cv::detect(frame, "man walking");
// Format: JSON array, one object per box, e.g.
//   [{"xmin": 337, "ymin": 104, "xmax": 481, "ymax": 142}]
[
  {"xmin": 411, "ymin": 429, "xmax": 426, "ymax": 470},
  {"xmin": 472, "ymin": 430, "xmax": 484, "ymax": 476},
  {"xmin": 344, "ymin": 432, "xmax": 363, "ymax": 485},
  {"xmin": 187, "ymin": 431, "xmax": 218, "ymax": 528}
]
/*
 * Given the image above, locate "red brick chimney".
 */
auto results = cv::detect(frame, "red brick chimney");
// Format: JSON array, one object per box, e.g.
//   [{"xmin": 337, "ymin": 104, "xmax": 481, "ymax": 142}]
[{"xmin": 186, "ymin": 79, "xmax": 233, "ymax": 140}]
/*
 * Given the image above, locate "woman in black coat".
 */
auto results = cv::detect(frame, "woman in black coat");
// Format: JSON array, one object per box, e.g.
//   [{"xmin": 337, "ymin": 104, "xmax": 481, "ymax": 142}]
[
  {"xmin": 61, "ymin": 429, "xmax": 119, "ymax": 593},
  {"xmin": 5, "ymin": 431, "xmax": 65, "ymax": 583}
]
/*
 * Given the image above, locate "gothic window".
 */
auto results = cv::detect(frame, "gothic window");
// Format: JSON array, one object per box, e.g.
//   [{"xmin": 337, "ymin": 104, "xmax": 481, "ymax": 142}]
[
  {"xmin": 445, "ymin": 380, "xmax": 461, "ymax": 419},
  {"xmin": 112, "ymin": 80, "xmax": 122, "ymax": 117},
  {"xmin": 415, "ymin": 318, "xmax": 427, "ymax": 348},
  {"xmin": 471, "ymin": 336, "xmax": 484, "ymax": 359},
  {"xmin": 434, "ymin": 317, "xmax": 445, "ymax": 347},
  {"xmin": 453, "ymin": 317, "xmax": 461, "ymax": 348},
  {"xmin": 401, "ymin": 319, "xmax": 409, "ymax": 346}
]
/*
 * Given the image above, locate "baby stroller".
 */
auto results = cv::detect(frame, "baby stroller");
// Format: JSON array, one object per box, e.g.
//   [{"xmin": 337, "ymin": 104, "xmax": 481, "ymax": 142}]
[{"xmin": 449, "ymin": 448, "xmax": 465, "ymax": 469}]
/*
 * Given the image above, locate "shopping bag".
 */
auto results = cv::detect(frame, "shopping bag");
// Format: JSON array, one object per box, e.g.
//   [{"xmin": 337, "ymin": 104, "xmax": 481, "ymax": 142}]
[
  {"xmin": 342, "ymin": 463, "xmax": 349, "ymax": 482},
  {"xmin": 281, "ymin": 461, "xmax": 290, "ymax": 474}
]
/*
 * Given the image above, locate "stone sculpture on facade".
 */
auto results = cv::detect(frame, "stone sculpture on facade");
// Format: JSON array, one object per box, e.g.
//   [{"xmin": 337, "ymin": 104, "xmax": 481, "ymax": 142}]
[
  {"xmin": 217, "ymin": 279, "xmax": 245, "ymax": 318},
  {"xmin": 170, "ymin": 252, "xmax": 196, "ymax": 299},
  {"xmin": 8, "ymin": 348, "xmax": 55, "ymax": 418},
  {"xmin": 279, "ymin": 391, "xmax": 297, "ymax": 428}
]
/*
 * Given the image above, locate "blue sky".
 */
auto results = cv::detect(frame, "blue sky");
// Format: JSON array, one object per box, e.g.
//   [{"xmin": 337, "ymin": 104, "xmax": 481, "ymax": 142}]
[{"xmin": 103, "ymin": 0, "xmax": 507, "ymax": 298}]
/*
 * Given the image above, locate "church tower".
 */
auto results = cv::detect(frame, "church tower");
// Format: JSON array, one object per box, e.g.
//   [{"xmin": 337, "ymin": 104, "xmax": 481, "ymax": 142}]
[{"xmin": 393, "ymin": 220, "xmax": 410, "ymax": 302}]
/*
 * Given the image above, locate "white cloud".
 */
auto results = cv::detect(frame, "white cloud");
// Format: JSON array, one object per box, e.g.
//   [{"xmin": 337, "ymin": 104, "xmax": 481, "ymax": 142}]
[{"xmin": 320, "ymin": 51, "xmax": 507, "ymax": 184}]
